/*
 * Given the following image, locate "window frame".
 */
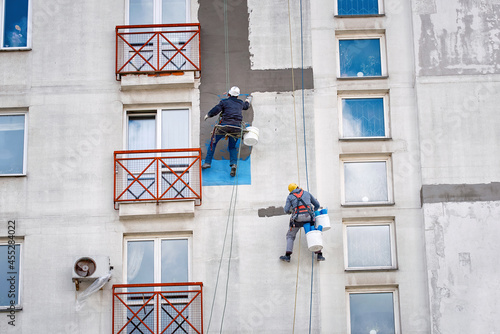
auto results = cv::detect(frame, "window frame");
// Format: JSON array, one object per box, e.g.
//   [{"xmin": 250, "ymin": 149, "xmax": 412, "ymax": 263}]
[
  {"xmin": 125, "ymin": 0, "xmax": 191, "ymax": 25},
  {"xmin": 123, "ymin": 234, "xmax": 192, "ymax": 285},
  {"xmin": 0, "ymin": 0, "xmax": 32, "ymax": 50},
  {"xmin": 343, "ymin": 217, "xmax": 397, "ymax": 271},
  {"xmin": 346, "ymin": 286, "xmax": 401, "ymax": 334},
  {"xmin": 338, "ymin": 91, "xmax": 391, "ymax": 140},
  {"xmin": 334, "ymin": 0, "xmax": 385, "ymax": 17},
  {"xmin": 340, "ymin": 155, "xmax": 394, "ymax": 206},
  {"xmin": 0, "ymin": 111, "xmax": 28, "ymax": 176},
  {"xmin": 124, "ymin": 107, "xmax": 192, "ymax": 150},
  {"xmin": 336, "ymin": 32, "xmax": 388, "ymax": 79},
  {"xmin": 0, "ymin": 240, "xmax": 23, "ymax": 310}
]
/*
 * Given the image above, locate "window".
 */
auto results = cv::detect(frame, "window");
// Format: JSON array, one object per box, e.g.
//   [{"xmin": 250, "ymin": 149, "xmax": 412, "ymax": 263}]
[
  {"xmin": 339, "ymin": 94, "xmax": 390, "ymax": 139},
  {"xmin": 120, "ymin": 109, "xmax": 195, "ymax": 202},
  {"xmin": 336, "ymin": 0, "xmax": 383, "ymax": 16},
  {"xmin": 127, "ymin": 109, "xmax": 190, "ymax": 150},
  {"xmin": 347, "ymin": 287, "xmax": 400, "ymax": 334},
  {"xmin": 128, "ymin": 0, "xmax": 189, "ymax": 24},
  {"xmin": 0, "ymin": 241, "xmax": 22, "ymax": 310},
  {"xmin": 124, "ymin": 236, "xmax": 190, "ymax": 286},
  {"xmin": 124, "ymin": 236, "xmax": 190, "ymax": 333},
  {"xmin": 337, "ymin": 34, "xmax": 387, "ymax": 78},
  {"xmin": 0, "ymin": 113, "xmax": 27, "ymax": 175},
  {"xmin": 341, "ymin": 155, "xmax": 393, "ymax": 205},
  {"xmin": 343, "ymin": 218, "xmax": 397, "ymax": 270},
  {"xmin": 1, "ymin": 0, "xmax": 30, "ymax": 48}
]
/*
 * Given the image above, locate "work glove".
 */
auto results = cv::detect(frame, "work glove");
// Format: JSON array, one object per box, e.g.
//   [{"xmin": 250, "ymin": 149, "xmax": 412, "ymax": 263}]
[
  {"xmin": 204, "ymin": 114, "xmax": 209, "ymax": 121},
  {"xmin": 245, "ymin": 95, "xmax": 253, "ymax": 104}
]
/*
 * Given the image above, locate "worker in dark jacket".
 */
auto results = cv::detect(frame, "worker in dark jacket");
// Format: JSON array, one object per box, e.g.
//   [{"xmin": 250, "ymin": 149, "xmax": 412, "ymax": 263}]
[
  {"xmin": 280, "ymin": 183, "xmax": 325, "ymax": 262},
  {"xmin": 202, "ymin": 86, "xmax": 251, "ymax": 177}
]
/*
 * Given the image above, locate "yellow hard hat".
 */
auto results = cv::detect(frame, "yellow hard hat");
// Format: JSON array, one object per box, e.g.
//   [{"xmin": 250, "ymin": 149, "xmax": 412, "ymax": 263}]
[{"xmin": 288, "ymin": 183, "xmax": 298, "ymax": 193}]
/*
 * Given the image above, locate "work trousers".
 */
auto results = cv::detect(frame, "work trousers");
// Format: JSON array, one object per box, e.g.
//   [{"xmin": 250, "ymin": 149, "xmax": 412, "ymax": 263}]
[
  {"xmin": 204, "ymin": 134, "xmax": 238, "ymax": 166},
  {"xmin": 286, "ymin": 226, "xmax": 301, "ymax": 253}
]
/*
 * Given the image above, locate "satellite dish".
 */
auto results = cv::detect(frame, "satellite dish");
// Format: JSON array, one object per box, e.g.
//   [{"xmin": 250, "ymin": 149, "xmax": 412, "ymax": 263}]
[{"xmin": 74, "ymin": 257, "xmax": 97, "ymax": 277}]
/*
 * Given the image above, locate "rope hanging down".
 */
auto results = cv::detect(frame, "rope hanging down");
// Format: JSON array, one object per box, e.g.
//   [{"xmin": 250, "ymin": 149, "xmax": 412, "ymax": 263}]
[
  {"xmin": 207, "ymin": 1, "xmax": 243, "ymax": 331},
  {"xmin": 288, "ymin": 0, "xmax": 314, "ymax": 333}
]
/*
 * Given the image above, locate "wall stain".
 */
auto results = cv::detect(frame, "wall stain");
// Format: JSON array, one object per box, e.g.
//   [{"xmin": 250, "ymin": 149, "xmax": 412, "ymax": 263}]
[{"xmin": 418, "ymin": 0, "xmax": 500, "ymax": 75}]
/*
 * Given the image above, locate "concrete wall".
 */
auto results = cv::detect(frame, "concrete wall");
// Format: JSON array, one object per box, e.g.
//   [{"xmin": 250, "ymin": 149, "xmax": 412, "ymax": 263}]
[
  {"xmin": 413, "ymin": 0, "xmax": 500, "ymax": 332},
  {"xmin": 423, "ymin": 200, "xmax": 500, "ymax": 333}
]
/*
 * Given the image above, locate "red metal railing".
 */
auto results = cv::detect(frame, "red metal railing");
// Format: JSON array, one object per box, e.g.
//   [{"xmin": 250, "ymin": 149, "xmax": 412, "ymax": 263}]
[
  {"xmin": 115, "ymin": 23, "xmax": 201, "ymax": 80},
  {"xmin": 113, "ymin": 282, "xmax": 203, "ymax": 334},
  {"xmin": 114, "ymin": 148, "xmax": 202, "ymax": 206}
]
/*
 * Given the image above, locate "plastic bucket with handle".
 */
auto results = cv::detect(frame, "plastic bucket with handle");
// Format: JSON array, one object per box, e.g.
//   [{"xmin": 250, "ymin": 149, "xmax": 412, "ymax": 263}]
[{"xmin": 243, "ymin": 126, "xmax": 259, "ymax": 146}]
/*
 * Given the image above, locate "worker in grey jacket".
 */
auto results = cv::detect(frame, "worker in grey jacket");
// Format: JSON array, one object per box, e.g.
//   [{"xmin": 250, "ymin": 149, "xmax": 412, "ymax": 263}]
[{"xmin": 280, "ymin": 183, "xmax": 325, "ymax": 262}]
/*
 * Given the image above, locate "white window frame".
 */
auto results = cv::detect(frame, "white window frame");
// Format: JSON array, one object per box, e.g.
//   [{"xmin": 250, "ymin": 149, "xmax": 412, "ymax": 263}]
[
  {"xmin": 340, "ymin": 155, "xmax": 394, "ymax": 206},
  {"xmin": 123, "ymin": 234, "xmax": 192, "ymax": 284},
  {"xmin": 334, "ymin": 0, "xmax": 385, "ymax": 16},
  {"xmin": 343, "ymin": 217, "xmax": 397, "ymax": 270},
  {"xmin": 338, "ymin": 91, "xmax": 391, "ymax": 140},
  {"xmin": 0, "ymin": 240, "xmax": 23, "ymax": 310},
  {"xmin": 0, "ymin": 0, "xmax": 31, "ymax": 50},
  {"xmin": 0, "ymin": 111, "xmax": 28, "ymax": 176},
  {"xmin": 125, "ymin": 0, "xmax": 191, "ymax": 25},
  {"xmin": 346, "ymin": 286, "xmax": 401, "ymax": 334},
  {"xmin": 336, "ymin": 32, "xmax": 388, "ymax": 78},
  {"xmin": 124, "ymin": 108, "xmax": 191, "ymax": 150}
]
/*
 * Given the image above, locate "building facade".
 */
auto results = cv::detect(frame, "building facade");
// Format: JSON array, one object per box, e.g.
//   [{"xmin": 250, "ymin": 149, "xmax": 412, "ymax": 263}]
[{"xmin": 1, "ymin": 0, "xmax": 499, "ymax": 333}]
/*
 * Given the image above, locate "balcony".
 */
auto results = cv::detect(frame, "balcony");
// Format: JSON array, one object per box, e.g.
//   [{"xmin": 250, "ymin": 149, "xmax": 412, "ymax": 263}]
[
  {"xmin": 113, "ymin": 282, "xmax": 203, "ymax": 334},
  {"xmin": 114, "ymin": 149, "xmax": 202, "ymax": 216},
  {"xmin": 115, "ymin": 24, "xmax": 201, "ymax": 80}
]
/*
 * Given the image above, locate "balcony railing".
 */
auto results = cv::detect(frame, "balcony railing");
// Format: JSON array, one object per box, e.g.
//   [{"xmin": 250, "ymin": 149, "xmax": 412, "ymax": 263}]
[
  {"xmin": 115, "ymin": 23, "xmax": 201, "ymax": 80},
  {"xmin": 114, "ymin": 148, "xmax": 202, "ymax": 206},
  {"xmin": 113, "ymin": 282, "xmax": 203, "ymax": 334}
]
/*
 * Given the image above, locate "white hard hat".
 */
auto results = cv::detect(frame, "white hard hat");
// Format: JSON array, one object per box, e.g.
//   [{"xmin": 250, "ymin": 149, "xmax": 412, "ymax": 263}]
[{"xmin": 228, "ymin": 86, "xmax": 240, "ymax": 96}]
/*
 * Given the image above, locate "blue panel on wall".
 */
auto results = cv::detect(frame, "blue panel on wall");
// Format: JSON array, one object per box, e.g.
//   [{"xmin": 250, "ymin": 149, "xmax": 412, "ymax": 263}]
[{"xmin": 202, "ymin": 139, "xmax": 251, "ymax": 186}]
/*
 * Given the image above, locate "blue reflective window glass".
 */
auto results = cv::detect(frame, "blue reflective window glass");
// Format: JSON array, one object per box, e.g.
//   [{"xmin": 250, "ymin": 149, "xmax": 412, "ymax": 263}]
[
  {"xmin": 338, "ymin": 0, "xmax": 379, "ymax": 16},
  {"xmin": 344, "ymin": 161, "xmax": 388, "ymax": 203},
  {"xmin": 0, "ymin": 244, "xmax": 21, "ymax": 307},
  {"xmin": 0, "ymin": 115, "xmax": 25, "ymax": 175},
  {"xmin": 350, "ymin": 292, "xmax": 396, "ymax": 333},
  {"xmin": 3, "ymin": 0, "xmax": 29, "ymax": 47},
  {"xmin": 339, "ymin": 39, "xmax": 382, "ymax": 77},
  {"xmin": 342, "ymin": 98, "xmax": 385, "ymax": 138}
]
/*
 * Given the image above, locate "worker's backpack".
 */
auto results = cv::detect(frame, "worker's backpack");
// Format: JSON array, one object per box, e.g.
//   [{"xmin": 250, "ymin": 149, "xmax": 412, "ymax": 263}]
[{"xmin": 292, "ymin": 190, "xmax": 315, "ymax": 223}]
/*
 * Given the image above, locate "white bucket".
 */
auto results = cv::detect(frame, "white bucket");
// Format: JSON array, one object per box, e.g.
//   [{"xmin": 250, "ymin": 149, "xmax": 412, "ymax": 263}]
[
  {"xmin": 315, "ymin": 214, "xmax": 331, "ymax": 231},
  {"xmin": 243, "ymin": 126, "xmax": 259, "ymax": 146},
  {"xmin": 306, "ymin": 230, "xmax": 323, "ymax": 252}
]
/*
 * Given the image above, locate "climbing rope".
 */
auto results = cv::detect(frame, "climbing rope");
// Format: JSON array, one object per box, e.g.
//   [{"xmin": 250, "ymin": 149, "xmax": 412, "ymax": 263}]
[
  {"xmin": 288, "ymin": 0, "xmax": 314, "ymax": 333},
  {"xmin": 287, "ymin": 0, "xmax": 301, "ymax": 333},
  {"xmin": 206, "ymin": 128, "xmax": 244, "ymax": 334},
  {"xmin": 206, "ymin": 1, "xmax": 244, "ymax": 331}
]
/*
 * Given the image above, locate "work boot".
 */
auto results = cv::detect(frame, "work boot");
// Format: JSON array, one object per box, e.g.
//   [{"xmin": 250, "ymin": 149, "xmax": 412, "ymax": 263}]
[
  {"xmin": 317, "ymin": 254, "xmax": 326, "ymax": 261},
  {"xmin": 279, "ymin": 255, "xmax": 291, "ymax": 262},
  {"xmin": 202, "ymin": 162, "xmax": 211, "ymax": 169},
  {"xmin": 230, "ymin": 164, "xmax": 237, "ymax": 177}
]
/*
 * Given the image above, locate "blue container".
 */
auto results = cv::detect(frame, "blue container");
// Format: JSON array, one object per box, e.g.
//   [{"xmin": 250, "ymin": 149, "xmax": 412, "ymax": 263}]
[
  {"xmin": 317, "ymin": 225, "xmax": 323, "ymax": 231},
  {"xmin": 303, "ymin": 223, "xmax": 312, "ymax": 233},
  {"xmin": 321, "ymin": 208, "xmax": 328, "ymax": 215},
  {"xmin": 314, "ymin": 210, "xmax": 321, "ymax": 217}
]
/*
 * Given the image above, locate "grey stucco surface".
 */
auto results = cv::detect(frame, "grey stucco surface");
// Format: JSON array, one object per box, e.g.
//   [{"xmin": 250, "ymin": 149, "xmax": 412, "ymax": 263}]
[{"xmin": 421, "ymin": 182, "xmax": 500, "ymax": 204}]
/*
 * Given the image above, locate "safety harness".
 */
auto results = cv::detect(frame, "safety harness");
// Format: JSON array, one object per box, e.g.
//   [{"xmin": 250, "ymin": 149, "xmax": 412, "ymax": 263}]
[{"xmin": 291, "ymin": 189, "xmax": 315, "ymax": 226}]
